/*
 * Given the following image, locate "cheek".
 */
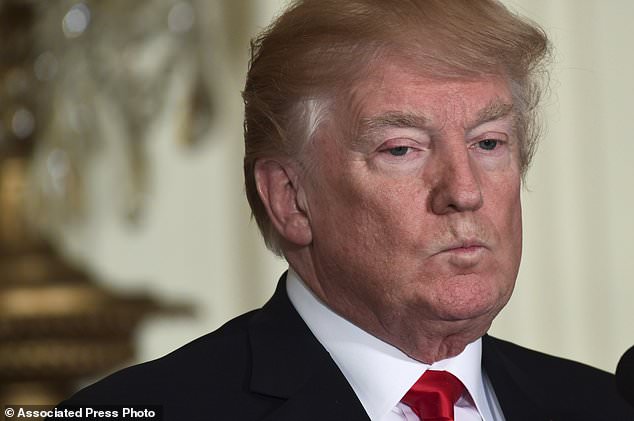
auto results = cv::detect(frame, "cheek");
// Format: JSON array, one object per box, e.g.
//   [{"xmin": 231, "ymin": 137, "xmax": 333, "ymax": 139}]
[
  {"xmin": 487, "ymin": 176, "xmax": 523, "ymax": 272},
  {"xmin": 504, "ymin": 183, "xmax": 522, "ymax": 239},
  {"xmin": 510, "ymin": 196, "xmax": 523, "ymax": 263},
  {"xmin": 485, "ymin": 167, "xmax": 521, "ymax": 222},
  {"xmin": 310, "ymin": 174, "xmax": 420, "ymax": 268},
  {"xmin": 352, "ymin": 181, "xmax": 426, "ymax": 242}
]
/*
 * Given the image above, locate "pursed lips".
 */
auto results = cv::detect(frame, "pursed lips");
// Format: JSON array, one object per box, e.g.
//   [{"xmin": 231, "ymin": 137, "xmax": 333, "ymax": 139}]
[
  {"xmin": 433, "ymin": 240, "xmax": 489, "ymax": 270},
  {"xmin": 434, "ymin": 239, "xmax": 488, "ymax": 256}
]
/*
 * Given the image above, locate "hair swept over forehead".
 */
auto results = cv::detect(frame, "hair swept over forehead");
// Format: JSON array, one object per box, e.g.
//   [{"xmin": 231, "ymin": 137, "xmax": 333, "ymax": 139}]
[{"xmin": 243, "ymin": 0, "xmax": 551, "ymax": 255}]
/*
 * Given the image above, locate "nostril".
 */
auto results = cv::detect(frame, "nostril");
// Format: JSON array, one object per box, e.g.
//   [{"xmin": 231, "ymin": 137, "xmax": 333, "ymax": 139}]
[{"xmin": 429, "ymin": 174, "xmax": 483, "ymax": 214}]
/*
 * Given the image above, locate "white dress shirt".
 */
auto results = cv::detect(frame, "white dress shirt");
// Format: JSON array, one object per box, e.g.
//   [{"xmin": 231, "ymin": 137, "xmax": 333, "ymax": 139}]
[{"xmin": 286, "ymin": 268, "xmax": 506, "ymax": 421}]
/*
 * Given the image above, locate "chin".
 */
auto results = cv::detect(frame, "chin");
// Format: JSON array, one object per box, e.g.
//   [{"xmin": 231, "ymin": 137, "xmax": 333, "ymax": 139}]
[
  {"xmin": 430, "ymin": 275, "xmax": 512, "ymax": 323},
  {"xmin": 437, "ymin": 303, "xmax": 501, "ymax": 326}
]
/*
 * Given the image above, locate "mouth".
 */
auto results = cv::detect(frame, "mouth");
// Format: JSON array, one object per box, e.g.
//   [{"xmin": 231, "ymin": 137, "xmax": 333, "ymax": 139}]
[
  {"xmin": 434, "ymin": 240, "xmax": 488, "ymax": 270},
  {"xmin": 438, "ymin": 240, "xmax": 487, "ymax": 255}
]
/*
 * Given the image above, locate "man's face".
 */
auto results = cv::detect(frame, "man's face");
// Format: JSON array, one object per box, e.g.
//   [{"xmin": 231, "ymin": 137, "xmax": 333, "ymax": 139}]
[{"xmin": 300, "ymin": 62, "xmax": 523, "ymax": 355}]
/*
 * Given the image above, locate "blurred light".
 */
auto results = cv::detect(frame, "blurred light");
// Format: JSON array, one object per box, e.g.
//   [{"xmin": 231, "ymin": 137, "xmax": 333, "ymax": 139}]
[
  {"xmin": 11, "ymin": 108, "xmax": 35, "ymax": 139},
  {"xmin": 34, "ymin": 51, "xmax": 59, "ymax": 81},
  {"xmin": 168, "ymin": 2, "xmax": 195, "ymax": 33},
  {"xmin": 47, "ymin": 149, "xmax": 71, "ymax": 194},
  {"xmin": 63, "ymin": 3, "xmax": 91, "ymax": 38},
  {"xmin": 66, "ymin": 102, "xmax": 92, "ymax": 135},
  {"xmin": 47, "ymin": 149, "xmax": 70, "ymax": 179}
]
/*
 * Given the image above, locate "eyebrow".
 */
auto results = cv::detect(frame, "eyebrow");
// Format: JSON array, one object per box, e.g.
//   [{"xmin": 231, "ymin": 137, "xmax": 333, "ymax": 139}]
[
  {"xmin": 353, "ymin": 100, "xmax": 516, "ymax": 147},
  {"xmin": 468, "ymin": 101, "xmax": 515, "ymax": 130},
  {"xmin": 361, "ymin": 112, "xmax": 431, "ymax": 130},
  {"xmin": 354, "ymin": 112, "xmax": 431, "ymax": 148}
]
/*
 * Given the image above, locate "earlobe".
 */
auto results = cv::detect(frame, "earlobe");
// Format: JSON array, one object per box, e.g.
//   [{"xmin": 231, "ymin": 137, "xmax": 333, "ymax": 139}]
[{"xmin": 254, "ymin": 159, "xmax": 313, "ymax": 247}]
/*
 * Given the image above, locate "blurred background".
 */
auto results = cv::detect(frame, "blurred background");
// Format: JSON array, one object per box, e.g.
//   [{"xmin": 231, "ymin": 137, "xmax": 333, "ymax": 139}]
[{"xmin": 0, "ymin": 0, "xmax": 632, "ymax": 405}]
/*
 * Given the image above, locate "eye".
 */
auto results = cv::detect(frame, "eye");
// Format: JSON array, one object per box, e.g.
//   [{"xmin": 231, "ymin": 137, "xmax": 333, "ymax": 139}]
[
  {"xmin": 478, "ymin": 139, "xmax": 498, "ymax": 151},
  {"xmin": 387, "ymin": 146, "xmax": 410, "ymax": 156}
]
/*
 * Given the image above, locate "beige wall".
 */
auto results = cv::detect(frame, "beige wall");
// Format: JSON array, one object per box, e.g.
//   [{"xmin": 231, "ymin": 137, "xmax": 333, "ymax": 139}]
[
  {"xmin": 61, "ymin": 0, "xmax": 634, "ymax": 374},
  {"xmin": 491, "ymin": 0, "xmax": 634, "ymax": 372}
]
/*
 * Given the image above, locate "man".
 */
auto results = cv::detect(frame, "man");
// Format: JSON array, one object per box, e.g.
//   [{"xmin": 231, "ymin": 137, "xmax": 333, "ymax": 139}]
[{"xmin": 59, "ymin": 0, "xmax": 633, "ymax": 420}]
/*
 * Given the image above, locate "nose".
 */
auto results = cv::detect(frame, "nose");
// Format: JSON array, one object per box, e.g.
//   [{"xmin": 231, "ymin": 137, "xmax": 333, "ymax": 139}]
[{"xmin": 429, "ymin": 144, "xmax": 483, "ymax": 215}]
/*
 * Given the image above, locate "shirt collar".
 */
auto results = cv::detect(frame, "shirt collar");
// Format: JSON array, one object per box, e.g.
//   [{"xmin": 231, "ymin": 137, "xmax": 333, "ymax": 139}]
[{"xmin": 286, "ymin": 268, "xmax": 491, "ymax": 420}]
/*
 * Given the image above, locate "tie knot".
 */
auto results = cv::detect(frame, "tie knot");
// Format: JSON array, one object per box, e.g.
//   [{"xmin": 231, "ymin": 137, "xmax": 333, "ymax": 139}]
[{"xmin": 402, "ymin": 370, "xmax": 465, "ymax": 421}]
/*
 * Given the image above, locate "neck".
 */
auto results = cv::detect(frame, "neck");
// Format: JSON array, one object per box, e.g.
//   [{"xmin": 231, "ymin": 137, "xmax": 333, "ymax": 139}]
[{"xmin": 285, "ymin": 252, "xmax": 491, "ymax": 364}]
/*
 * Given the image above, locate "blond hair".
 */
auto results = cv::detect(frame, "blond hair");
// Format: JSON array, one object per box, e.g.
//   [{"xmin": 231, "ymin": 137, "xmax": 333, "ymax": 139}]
[{"xmin": 243, "ymin": 0, "xmax": 550, "ymax": 255}]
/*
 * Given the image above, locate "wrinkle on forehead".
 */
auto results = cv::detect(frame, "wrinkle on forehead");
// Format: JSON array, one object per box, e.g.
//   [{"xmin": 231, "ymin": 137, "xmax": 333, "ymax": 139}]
[
  {"xmin": 350, "ymin": 97, "xmax": 516, "ymax": 150},
  {"xmin": 322, "ymin": 59, "xmax": 517, "ymax": 151}
]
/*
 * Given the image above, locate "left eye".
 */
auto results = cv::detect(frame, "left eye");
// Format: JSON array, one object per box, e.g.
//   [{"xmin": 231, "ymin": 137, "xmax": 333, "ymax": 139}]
[
  {"xmin": 478, "ymin": 139, "xmax": 498, "ymax": 150},
  {"xmin": 387, "ymin": 146, "xmax": 410, "ymax": 156}
]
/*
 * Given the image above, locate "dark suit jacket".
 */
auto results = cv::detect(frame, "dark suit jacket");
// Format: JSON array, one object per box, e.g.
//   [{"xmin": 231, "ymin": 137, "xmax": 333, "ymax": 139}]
[{"xmin": 60, "ymin": 276, "xmax": 634, "ymax": 420}]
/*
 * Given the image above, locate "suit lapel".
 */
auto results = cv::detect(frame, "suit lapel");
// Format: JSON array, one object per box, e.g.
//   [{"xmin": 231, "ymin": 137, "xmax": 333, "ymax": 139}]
[
  {"xmin": 248, "ymin": 275, "xmax": 370, "ymax": 421},
  {"xmin": 259, "ymin": 363, "xmax": 370, "ymax": 421},
  {"xmin": 482, "ymin": 335, "xmax": 552, "ymax": 421},
  {"xmin": 246, "ymin": 278, "xmax": 567, "ymax": 420}
]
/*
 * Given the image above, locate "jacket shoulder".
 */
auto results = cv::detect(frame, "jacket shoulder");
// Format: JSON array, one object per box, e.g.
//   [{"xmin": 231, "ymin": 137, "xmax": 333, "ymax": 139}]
[
  {"xmin": 486, "ymin": 335, "xmax": 614, "ymax": 380},
  {"xmin": 61, "ymin": 309, "xmax": 279, "ymax": 420},
  {"xmin": 484, "ymin": 335, "xmax": 634, "ymax": 419}
]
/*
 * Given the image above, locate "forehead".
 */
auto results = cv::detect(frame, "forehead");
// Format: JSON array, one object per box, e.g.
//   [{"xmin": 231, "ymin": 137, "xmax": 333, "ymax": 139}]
[{"xmin": 347, "ymin": 61, "xmax": 514, "ymax": 127}]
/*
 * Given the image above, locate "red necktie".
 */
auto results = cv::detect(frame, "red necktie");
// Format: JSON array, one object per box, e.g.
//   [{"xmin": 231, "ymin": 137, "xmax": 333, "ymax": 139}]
[{"xmin": 402, "ymin": 370, "xmax": 465, "ymax": 421}]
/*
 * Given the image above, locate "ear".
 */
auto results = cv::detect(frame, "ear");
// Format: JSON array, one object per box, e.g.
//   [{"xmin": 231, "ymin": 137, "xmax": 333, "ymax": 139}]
[{"xmin": 254, "ymin": 159, "xmax": 312, "ymax": 247}]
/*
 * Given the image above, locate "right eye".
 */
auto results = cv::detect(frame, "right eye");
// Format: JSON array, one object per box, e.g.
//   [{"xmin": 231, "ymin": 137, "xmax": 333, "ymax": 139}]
[{"xmin": 386, "ymin": 146, "xmax": 411, "ymax": 156}]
